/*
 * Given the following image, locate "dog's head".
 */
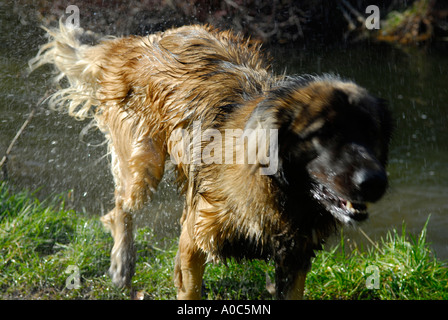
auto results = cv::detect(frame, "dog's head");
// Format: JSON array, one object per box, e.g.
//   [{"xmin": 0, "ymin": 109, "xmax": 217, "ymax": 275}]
[{"xmin": 248, "ymin": 75, "xmax": 393, "ymax": 224}]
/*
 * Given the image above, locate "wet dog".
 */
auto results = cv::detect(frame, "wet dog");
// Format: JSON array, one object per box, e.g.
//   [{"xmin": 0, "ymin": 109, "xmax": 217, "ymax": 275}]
[{"xmin": 30, "ymin": 22, "xmax": 392, "ymax": 299}]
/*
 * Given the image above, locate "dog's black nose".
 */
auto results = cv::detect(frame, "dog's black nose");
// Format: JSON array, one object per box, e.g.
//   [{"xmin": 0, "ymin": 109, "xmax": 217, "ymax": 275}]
[{"xmin": 353, "ymin": 169, "xmax": 388, "ymax": 202}]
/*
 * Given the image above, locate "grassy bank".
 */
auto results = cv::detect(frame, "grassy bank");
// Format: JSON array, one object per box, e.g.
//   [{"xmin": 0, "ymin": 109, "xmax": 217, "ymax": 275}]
[{"xmin": 1, "ymin": 182, "xmax": 447, "ymax": 300}]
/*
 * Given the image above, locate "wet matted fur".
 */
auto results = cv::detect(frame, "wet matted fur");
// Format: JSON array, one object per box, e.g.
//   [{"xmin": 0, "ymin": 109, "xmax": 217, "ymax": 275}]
[{"xmin": 30, "ymin": 22, "xmax": 393, "ymax": 299}]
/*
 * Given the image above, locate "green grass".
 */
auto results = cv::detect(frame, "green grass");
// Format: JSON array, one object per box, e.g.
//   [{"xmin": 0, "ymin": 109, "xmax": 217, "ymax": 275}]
[
  {"xmin": 306, "ymin": 222, "xmax": 448, "ymax": 299},
  {"xmin": 1, "ymin": 182, "xmax": 447, "ymax": 299}
]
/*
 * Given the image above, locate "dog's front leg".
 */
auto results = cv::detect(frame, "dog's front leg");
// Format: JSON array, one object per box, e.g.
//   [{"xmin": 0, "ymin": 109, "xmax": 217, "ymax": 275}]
[
  {"xmin": 274, "ymin": 254, "xmax": 309, "ymax": 300},
  {"xmin": 284, "ymin": 271, "xmax": 307, "ymax": 299},
  {"xmin": 174, "ymin": 226, "xmax": 206, "ymax": 300},
  {"xmin": 274, "ymin": 269, "xmax": 307, "ymax": 300}
]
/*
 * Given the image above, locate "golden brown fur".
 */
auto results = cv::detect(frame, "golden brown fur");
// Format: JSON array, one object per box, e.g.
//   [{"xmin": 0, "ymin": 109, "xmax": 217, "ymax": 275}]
[{"xmin": 30, "ymin": 22, "xmax": 392, "ymax": 299}]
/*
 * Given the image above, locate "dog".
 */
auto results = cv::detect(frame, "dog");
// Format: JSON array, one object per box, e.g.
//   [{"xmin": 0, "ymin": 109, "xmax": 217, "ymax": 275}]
[{"xmin": 30, "ymin": 22, "xmax": 393, "ymax": 299}]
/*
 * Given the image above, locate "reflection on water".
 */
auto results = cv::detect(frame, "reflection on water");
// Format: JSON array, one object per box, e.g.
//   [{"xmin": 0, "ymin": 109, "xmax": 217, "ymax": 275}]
[{"xmin": 1, "ymin": 7, "xmax": 447, "ymax": 258}]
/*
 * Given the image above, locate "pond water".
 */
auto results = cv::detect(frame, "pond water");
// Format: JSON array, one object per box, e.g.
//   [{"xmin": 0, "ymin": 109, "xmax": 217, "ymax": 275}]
[{"xmin": 1, "ymin": 6, "xmax": 447, "ymax": 259}]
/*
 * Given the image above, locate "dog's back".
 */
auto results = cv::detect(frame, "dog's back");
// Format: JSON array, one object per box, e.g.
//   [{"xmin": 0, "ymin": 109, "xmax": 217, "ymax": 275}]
[{"xmin": 30, "ymin": 23, "xmax": 270, "ymax": 132}]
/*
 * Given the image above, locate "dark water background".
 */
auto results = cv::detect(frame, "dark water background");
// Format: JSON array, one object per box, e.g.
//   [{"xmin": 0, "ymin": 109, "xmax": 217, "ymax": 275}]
[{"xmin": 1, "ymin": 5, "xmax": 447, "ymax": 259}]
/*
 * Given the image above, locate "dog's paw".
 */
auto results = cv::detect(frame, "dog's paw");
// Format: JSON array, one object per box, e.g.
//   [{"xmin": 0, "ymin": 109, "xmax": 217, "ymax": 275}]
[{"xmin": 109, "ymin": 244, "xmax": 136, "ymax": 288}]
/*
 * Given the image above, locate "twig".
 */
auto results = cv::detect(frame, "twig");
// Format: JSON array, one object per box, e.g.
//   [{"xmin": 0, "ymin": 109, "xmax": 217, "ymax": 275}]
[
  {"xmin": 339, "ymin": 5, "xmax": 357, "ymax": 31},
  {"xmin": 0, "ymin": 108, "xmax": 37, "ymax": 180},
  {"xmin": 339, "ymin": 0, "xmax": 365, "ymax": 24},
  {"xmin": 1, "ymin": 92, "xmax": 49, "ymax": 180},
  {"xmin": 0, "ymin": 90, "xmax": 49, "ymax": 180},
  {"xmin": 358, "ymin": 227, "xmax": 385, "ymax": 255}
]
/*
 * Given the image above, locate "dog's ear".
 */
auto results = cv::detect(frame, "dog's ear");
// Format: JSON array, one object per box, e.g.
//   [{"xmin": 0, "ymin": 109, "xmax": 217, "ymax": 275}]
[{"xmin": 244, "ymin": 102, "xmax": 280, "ymax": 176}]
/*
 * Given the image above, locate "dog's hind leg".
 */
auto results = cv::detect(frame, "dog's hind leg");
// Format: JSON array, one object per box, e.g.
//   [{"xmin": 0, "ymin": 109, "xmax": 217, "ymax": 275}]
[
  {"xmin": 101, "ymin": 122, "xmax": 167, "ymax": 288},
  {"xmin": 174, "ymin": 222, "xmax": 207, "ymax": 300},
  {"xmin": 101, "ymin": 198, "xmax": 135, "ymax": 288}
]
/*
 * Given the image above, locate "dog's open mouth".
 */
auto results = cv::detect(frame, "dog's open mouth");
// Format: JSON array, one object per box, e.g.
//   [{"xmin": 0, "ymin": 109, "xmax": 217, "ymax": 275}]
[{"xmin": 311, "ymin": 184, "xmax": 369, "ymax": 223}]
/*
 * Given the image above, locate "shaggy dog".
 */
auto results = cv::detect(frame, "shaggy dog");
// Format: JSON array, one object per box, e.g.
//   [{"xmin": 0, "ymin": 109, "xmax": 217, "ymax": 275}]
[{"xmin": 30, "ymin": 22, "xmax": 392, "ymax": 299}]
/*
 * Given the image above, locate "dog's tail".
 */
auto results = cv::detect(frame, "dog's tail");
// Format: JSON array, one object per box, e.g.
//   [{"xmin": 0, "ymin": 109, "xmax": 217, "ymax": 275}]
[{"xmin": 29, "ymin": 20, "xmax": 108, "ymax": 120}]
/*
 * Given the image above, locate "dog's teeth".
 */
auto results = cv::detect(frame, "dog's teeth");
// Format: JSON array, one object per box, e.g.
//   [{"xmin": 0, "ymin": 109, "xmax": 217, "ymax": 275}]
[{"xmin": 346, "ymin": 201, "xmax": 356, "ymax": 213}]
